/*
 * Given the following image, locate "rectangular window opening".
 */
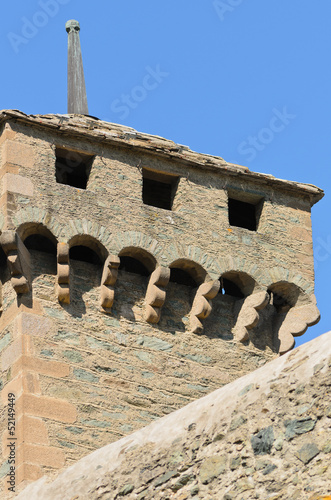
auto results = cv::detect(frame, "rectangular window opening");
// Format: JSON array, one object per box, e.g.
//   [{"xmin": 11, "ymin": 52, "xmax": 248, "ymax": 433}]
[
  {"xmin": 228, "ymin": 192, "xmax": 264, "ymax": 231},
  {"xmin": 142, "ymin": 168, "xmax": 179, "ymax": 210},
  {"xmin": 55, "ymin": 147, "xmax": 94, "ymax": 189}
]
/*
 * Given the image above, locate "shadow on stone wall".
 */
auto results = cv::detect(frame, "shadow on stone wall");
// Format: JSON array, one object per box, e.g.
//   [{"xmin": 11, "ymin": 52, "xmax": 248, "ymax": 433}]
[{"xmin": 67, "ymin": 259, "xmax": 102, "ymax": 318}]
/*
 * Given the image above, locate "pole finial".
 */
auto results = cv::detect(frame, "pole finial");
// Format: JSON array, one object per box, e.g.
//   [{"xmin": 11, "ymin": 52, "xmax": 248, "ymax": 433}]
[
  {"xmin": 66, "ymin": 19, "xmax": 89, "ymax": 115},
  {"xmin": 66, "ymin": 19, "xmax": 80, "ymax": 33}
]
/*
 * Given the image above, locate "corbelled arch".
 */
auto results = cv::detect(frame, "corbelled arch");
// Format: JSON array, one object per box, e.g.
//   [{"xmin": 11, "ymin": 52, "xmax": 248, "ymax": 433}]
[
  {"xmin": 58, "ymin": 218, "xmax": 113, "ymax": 252},
  {"xmin": 0, "ymin": 238, "xmax": 10, "ymax": 307},
  {"xmin": 163, "ymin": 242, "xmax": 218, "ymax": 280},
  {"xmin": 265, "ymin": 279, "xmax": 320, "ymax": 355},
  {"xmin": 215, "ymin": 255, "xmax": 261, "ymax": 288},
  {"xmin": 169, "ymin": 258, "xmax": 210, "ymax": 286},
  {"xmin": 12, "ymin": 207, "xmax": 62, "ymax": 239},
  {"xmin": 112, "ymin": 231, "xmax": 163, "ymax": 263},
  {"xmin": 118, "ymin": 246, "xmax": 157, "ymax": 274},
  {"xmin": 258, "ymin": 267, "xmax": 315, "ymax": 297},
  {"xmin": 68, "ymin": 234, "xmax": 108, "ymax": 263},
  {"xmin": 213, "ymin": 261, "xmax": 270, "ymax": 346},
  {"xmin": 220, "ymin": 271, "xmax": 257, "ymax": 297},
  {"xmin": 17, "ymin": 222, "xmax": 58, "ymax": 248},
  {"xmin": 267, "ymin": 281, "xmax": 305, "ymax": 310},
  {"xmin": 17, "ymin": 224, "xmax": 58, "ymax": 283}
]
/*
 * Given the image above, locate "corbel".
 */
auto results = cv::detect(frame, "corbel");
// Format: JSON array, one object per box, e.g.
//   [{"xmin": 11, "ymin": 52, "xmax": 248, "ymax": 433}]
[
  {"xmin": 57, "ymin": 243, "xmax": 70, "ymax": 304},
  {"xmin": 0, "ymin": 230, "xmax": 31, "ymax": 294},
  {"xmin": 276, "ymin": 297, "xmax": 320, "ymax": 355},
  {"xmin": 189, "ymin": 280, "xmax": 220, "ymax": 334},
  {"xmin": 232, "ymin": 291, "xmax": 269, "ymax": 342},
  {"xmin": 100, "ymin": 255, "xmax": 120, "ymax": 312},
  {"xmin": 145, "ymin": 266, "xmax": 170, "ymax": 323}
]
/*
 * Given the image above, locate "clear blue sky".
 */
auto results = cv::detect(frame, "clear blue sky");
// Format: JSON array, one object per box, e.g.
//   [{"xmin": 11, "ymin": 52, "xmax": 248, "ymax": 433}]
[{"xmin": 1, "ymin": 1, "xmax": 330, "ymax": 347}]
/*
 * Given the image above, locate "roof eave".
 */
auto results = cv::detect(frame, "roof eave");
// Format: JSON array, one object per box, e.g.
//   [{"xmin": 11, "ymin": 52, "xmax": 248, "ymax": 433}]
[{"xmin": 0, "ymin": 109, "xmax": 324, "ymax": 206}]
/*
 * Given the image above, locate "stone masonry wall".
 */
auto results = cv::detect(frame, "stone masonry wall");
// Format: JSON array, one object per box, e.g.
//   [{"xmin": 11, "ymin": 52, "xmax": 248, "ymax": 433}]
[
  {"xmin": 16, "ymin": 331, "xmax": 331, "ymax": 500},
  {"xmin": 0, "ymin": 249, "xmax": 274, "ymax": 493},
  {"xmin": 0, "ymin": 115, "xmax": 323, "ymax": 494},
  {"xmin": 0, "ymin": 120, "xmax": 316, "ymax": 288}
]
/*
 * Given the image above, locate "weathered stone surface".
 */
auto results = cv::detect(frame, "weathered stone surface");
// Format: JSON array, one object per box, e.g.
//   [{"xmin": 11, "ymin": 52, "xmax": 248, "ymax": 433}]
[
  {"xmin": 237, "ymin": 477, "xmax": 255, "ymax": 491},
  {"xmin": 100, "ymin": 255, "xmax": 120, "ymax": 311},
  {"xmin": 0, "ymin": 111, "xmax": 324, "ymax": 495},
  {"xmin": 171, "ymin": 473, "xmax": 194, "ymax": 491},
  {"xmin": 0, "ymin": 230, "xmax": 31, "ymax": 294},
  {"xmin": 199, "ymin": 455, "xmax": 227, "ymax": 484},
  {"xmin": 16, "ymin": 332, "xmax": 331, "ymax": 500},
  {"xmin": 57, "ymin": 243, "xmax": 70, "ymax": 304},
  {"xmin": 189, "ymin": 280, "xmax": 220, "ymax": 333},
  {"xmin": 229, "ymin": 414, "xmax": 247, "ymax": 431},
  {"xmin": 154, "ymin": 470, "xmax": 178, "ymax": 487},
  {"xmin": 118, "ymin": 483, "xmax": 134, "ymax": 496},
  {"xmin": 251, "ymin": 426, "xmax": 274, "ymax": 455},
  {"xmin": 263, "ymin": 464, "xmax": 277, "ymax": 475},
  {"xmin": 284, "ymin": 417, "xmax": 317, "ymax": 440},
  {"xmin": 229, "ymin": 456, "xmax": 241, "ymax": 470},
  {"xmin": 2, "ymin": 173, "xmax": 34, "ymax": 197},
  {"xmin": 232, "ymin": 291, "xmax": 269, "ymax": 342},
  {"xmin": 277, "ymin": 299, "xmax": 321, "ymax": 355},
  {"xmin": 136, "ymin": 336, "xmax": 173, "ymax": 352},
  {"xmin": 145, "ymin": 266, "xmax": 170, "ymax": 323},
  {"xmin": 295, "ymin": 442, "xmax": 320, "ymax": 464}
]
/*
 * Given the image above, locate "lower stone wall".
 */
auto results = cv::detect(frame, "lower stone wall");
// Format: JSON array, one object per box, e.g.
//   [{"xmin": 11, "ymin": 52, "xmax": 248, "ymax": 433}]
[{"xmin": 16, "ymin": 331, "xmax": 331, "ymax": 500}]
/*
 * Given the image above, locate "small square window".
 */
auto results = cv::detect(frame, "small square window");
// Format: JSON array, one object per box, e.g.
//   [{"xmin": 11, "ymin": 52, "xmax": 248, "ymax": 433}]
[
  {"xmin": 228, "ymin": 192, "xmax": 264, "ymax": 231},
  {"xmin": 55, "ymin": 147, "xmax": 94, "ymax": 189},
  {"xmin": 142, "ymin": 168, "xmax": 179, "ymax": 210}
]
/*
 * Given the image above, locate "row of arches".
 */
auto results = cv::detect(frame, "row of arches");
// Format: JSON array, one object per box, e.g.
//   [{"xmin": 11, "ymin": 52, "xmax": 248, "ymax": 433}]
[
  {"xmin": 8, "ymin": 213, "xmax": 315, "ymax": 291},
  {"xmin": 0, "ymin": 222, "xmax": 308, "ymax": 310},
  {"xmin": 8, "ymin": 230, "xmax": 303, "ymax": 311},
  {"xmin": 0, "ymin": 222, "xmax": 320, "ymax": 354}
]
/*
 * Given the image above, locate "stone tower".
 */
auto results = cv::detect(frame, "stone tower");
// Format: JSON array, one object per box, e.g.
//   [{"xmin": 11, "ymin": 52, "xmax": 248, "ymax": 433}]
[{"xmin": 0, "ymin": 108, "xmax": 323, "ymax": 492}]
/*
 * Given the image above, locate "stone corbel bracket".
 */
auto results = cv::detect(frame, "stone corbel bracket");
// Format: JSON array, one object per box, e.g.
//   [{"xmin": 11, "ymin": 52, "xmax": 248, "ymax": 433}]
[
  {"xmin": 57, "ymin": 243, "xmax": 70, "ymax": 304},
  {"xmin": 190, "ymin": 280, "xmax": 220, "ymax": 334},
  {"xmin": 277, "ymin": 297, "xmax": 320, "ymax": 355},
  {"xmin": 232, "ymin": 291, "xmax": 269, "ymax": 342},
  {"xmin": 145, "ymin": 266, "xmax": 170, "ymax": 323},
  {"xmin": 0, "ymin": 230, "xmax": 31, "ymax": 294},
  {"xmin": 100, "ymin": 255, "xmax": 120, "ymax": 312}
]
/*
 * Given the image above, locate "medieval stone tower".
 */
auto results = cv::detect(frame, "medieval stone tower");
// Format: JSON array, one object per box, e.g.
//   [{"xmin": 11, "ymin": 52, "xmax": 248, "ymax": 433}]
[{"xmin": 0, "ymin": 21, "xmax": 324, "ymax": 496}]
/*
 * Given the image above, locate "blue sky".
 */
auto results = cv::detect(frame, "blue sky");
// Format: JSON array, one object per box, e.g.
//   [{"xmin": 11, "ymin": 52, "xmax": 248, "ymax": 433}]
[{"xmin": 1, "ymin": 0, "xmax": 330, "ymax": 347}]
